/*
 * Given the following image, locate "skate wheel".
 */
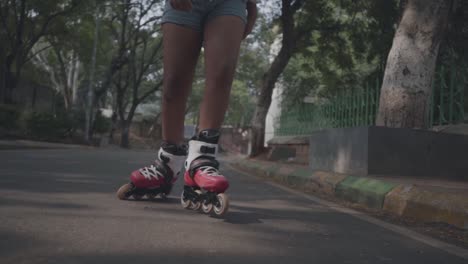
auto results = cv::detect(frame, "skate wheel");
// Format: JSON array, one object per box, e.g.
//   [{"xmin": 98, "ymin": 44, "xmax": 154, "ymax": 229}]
[
  {"xmin": 117, "ymin": 183, "xmax": 132, "ymax": 200},
  {"xmin": 181, "ymin": 190, "xmax": 192, "ymax": 209},
  {"xmin": 202, "ymin": 203, "xmax": 213, "ymax": 214},
  {"xmin": 213, "ymin": 193, "xmax": 229, "ymax": 217},
  {"xmin": 147, "ymin": 193, "xmax": 157, "ymax": 200},
  {"xmin": 190, "ymin": 190, "xmax": 203, "ymax": 211},
  {"xmin": 132, "ymin": 194, "xmax": 143, "ymax": 201}
]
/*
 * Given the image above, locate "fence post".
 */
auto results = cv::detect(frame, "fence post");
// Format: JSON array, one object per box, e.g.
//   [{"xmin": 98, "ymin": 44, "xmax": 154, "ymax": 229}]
[
  {"xmin": 375, "ymin": 78, "xmax": 380, "ymax": 125},
  {"xmin": 449, "ymin": 59, "xmax": 455, "ymax": 123},
  {"xmin": 462, "ymin": 73, "xmax": 465, "ymax": 122},
  {"xmin": 439, "ymin": 66, "xmax": 445, "ymax": 126},
  {"xmin": 366, "ymin": 83, "xmax": 370, "ymax": 125},
  {"xmin": 430, "ymin": 76, "xmax": 435, "ymax": 127}
]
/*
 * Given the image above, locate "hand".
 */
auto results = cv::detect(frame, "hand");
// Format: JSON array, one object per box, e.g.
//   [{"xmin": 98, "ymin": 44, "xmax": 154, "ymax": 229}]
[
  {"xmin": 170, "ymin": 0, "xmax": 193, "ymax": 11},
  {"xmin": 244, "ymin": 0, "xmax": 258, "ymax": 39}
]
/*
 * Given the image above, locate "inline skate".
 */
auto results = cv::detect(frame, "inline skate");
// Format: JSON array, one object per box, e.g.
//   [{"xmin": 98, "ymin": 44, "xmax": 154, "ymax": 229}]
[
  {"xmin": 117, "ymin": 143, "xmax": 186, "ymax": 201},
  {"xmin": 180, "ymin": 130, "xmax": 230, "ymax": 217}
]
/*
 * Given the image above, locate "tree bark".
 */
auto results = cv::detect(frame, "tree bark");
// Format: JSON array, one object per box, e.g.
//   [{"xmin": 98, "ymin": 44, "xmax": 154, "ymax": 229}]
[
  {"xmin": 250, "ymin": 45, "xmax": 295, "ymax": 156},
  {"xmin": 120, "ymin": 121, "xmax": 131, "ymax": 149},
  {"xmin": 2, "ymin": 56, "xmax": 16, "ymax": 104},
  {"xmin": 249, "ymin": 0, "xmax": 302, "ymax": 157},
  {"xmin": 376, "ymin": 0, "xmax": 452, "ymax": 128}
]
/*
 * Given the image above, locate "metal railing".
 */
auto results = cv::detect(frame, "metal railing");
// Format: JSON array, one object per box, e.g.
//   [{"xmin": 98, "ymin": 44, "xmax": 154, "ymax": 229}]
[{"xmin": 275, "ymin": 65, "xmax": 466, "ymax": 137}]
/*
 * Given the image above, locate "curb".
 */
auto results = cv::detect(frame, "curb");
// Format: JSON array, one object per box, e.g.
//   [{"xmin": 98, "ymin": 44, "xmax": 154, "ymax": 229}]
[
  {"xmin": 230, "ymin": 158, "xmax": 468, "ymax": 230},
  {"xmin": 335, "ymin": 176, "xmax": 397, "ymax": 209}
]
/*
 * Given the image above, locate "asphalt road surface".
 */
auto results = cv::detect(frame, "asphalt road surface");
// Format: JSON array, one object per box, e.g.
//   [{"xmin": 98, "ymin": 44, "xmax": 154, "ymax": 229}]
[{"xmin": 0, "ymin": 148, "xmax": 467, "ymax": 264}]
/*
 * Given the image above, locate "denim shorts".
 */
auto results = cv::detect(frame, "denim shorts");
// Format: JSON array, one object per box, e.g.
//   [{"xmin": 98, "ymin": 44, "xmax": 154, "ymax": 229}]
[{"xmin": 161, "ymin": 0, "xmax": 248, "ymax": 32}]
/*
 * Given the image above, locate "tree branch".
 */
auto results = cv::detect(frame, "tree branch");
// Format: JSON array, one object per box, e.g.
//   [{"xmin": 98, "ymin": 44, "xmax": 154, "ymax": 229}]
[
  {"xmin": 24, "ymin": 44, "xmax": 53, "ymax": 64},
  {"xmin": 137, "ymin": 79, "xmax": 162, "ymax": 104}
]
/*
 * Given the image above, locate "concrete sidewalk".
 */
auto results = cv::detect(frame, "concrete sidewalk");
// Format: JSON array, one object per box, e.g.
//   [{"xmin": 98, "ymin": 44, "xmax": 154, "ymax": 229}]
[{"xmin": 227, "ymin": 156, "xmax": 468, "ymax": 230}]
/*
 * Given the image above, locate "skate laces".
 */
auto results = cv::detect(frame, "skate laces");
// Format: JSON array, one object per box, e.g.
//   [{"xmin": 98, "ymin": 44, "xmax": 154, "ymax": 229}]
[
  {"xmin": 140, "ymin": 164, "xmax": 165, "ymax": 180},
  {"xmin": 199, "ymin": 165, "xmax": 221, "ymax": 177}
]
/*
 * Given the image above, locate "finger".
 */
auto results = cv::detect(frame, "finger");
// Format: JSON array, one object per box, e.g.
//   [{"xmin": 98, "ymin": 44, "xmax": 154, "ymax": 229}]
[
  {"xmin": 247, "ymin": 3, "xmax": 258, "ymax": 21},
  {"xmin": 186, "ymin": 1, "xmax": 193, "ymax": 10},
  {"xmin": 180, "ymin": 0, "xmax": 193, "ymax": 11},
  {"xmin": 243, "ymin": 24, "xmax": 253, "ymax": 39},
  {"xmin": 170, "ymin": 0, "xmax": 180, "ymax": 10},
  {"xmin": 243, "ymin": 3, "xmax": 257, "ymax": 38}
]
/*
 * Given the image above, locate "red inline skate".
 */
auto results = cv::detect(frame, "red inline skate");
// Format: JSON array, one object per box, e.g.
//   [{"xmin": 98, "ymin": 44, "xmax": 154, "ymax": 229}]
[
  {"xmin": 117, "ymin": 143, "xmax": 186, "ymax": 201},
  {"xmin": 181, "ymin": 130, "xmax": 230, "ymax": 217}
]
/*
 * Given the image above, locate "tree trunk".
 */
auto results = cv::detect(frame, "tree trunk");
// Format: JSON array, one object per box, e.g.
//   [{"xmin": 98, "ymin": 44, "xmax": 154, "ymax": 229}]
[
  {"xmin": 2, "ymin": 57, "xmax": 16, "ymax": 104},
  {"xmin": 376, "ymin": 0, "xmax": 451, "ymax": 128},
  {"xmin": 109, "ymin": 112, "xmax": 118, "ymax": 143},
  {"xmin": 120, "ymin": 121, "xmax": 131, "ymax": 149},
  {"xmin": 249, "ymin": 0, "xmax": 303, "ymax": 157},
  {"xmin": 0, "ymin": 62, "xmax": 5, "ymax": 104},
  {"xmin": 250, "ymin": 42, "xmax": 296, "ymax": 156}
]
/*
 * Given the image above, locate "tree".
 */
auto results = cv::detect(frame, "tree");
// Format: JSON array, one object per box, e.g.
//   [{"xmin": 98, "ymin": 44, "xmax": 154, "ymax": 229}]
[
  {"xmin": 32, "ymin": 40, "xmax": 83, "ymax": 110},
  {"xmin": 376, "ymin": 0, "xmax": 453, "ymax": 128},
  {"xmin": 109, "ymin": 0, "xmax": 163, "ymax": 148},
  {"xmin": 250, "ymin": 0, "xmax": 307, "ymax": 156},
  {"xmin": 250, "ymin": 0, "xmax": 354, "ymax": 156},
  {"xmin": 280, "ymin": 0, "xmax": 400, "ymax": 106},
  {"xmin": 0, "ymin": 0, "xmax": 81, "ymax": 104}
]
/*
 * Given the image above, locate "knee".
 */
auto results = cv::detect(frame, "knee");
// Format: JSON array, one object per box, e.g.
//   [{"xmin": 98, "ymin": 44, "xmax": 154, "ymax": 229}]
[{"xmin": 208, "ymin": 61, "xmax": 236, "ymax": 86}]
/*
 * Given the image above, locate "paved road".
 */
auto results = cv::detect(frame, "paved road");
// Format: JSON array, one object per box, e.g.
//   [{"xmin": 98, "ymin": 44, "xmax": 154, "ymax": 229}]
[{"xmin": 0, "ymin": 148, "xmax": 466, "ymax": 264}]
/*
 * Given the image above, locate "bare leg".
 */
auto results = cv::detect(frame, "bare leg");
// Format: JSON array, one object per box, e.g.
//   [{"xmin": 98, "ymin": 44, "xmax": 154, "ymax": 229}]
[
  {"xmin": 198, "ymin": 16, "xmax": 245, "ymax": 131},
  {"xmin": 162, "ymin": 24, "xmax": 202, "ymax": 144}
]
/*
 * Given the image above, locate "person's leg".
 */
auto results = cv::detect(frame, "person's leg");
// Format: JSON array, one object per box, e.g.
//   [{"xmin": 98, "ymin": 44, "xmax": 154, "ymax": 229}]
[
  {"xmin": 162, "ymin": 23, "xmax": 203, "ymax": 144},
  {"xmin": 182, "ymin": 15, "xmax": 245, "ymax": 199},
  {"xmin": 198, "ymin": 15, "xmax": 245, "ymax": 131},
  {"xmin": 118, "ymin": 24, "xmax": 202, "ymax": 200},
  {"xmin": 180, "ymin": 3, "xmax": 247, "ymax": 215}
]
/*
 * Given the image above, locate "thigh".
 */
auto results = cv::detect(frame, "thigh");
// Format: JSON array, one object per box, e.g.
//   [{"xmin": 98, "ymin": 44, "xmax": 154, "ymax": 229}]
[
  {"xmin": 162, "ymin": 23, "xmax": 202, "ymax": 88},
  {"xmin": 203, "ymin": 15, "xmax": 245, "ymax": 81}
]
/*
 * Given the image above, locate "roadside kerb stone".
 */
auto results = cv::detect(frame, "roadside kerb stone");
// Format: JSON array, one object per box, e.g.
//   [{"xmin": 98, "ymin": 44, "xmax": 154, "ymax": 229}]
[
  {"xmin": 335, "ymin": 176, "xmax": 398, "ymax": 209},
  {"xmin": 230, "ymin": 158, "xmax": 468, "ymax": 230},
  {"xmin": 383, "ymin": 185, "xmax": 414, "ymax": 215},
  {"xmin": 232, "ymin": 159, "xmax": 346, "ymax": 195},
  {"xmin": 384, "ymin": 185, "xmax": 468, "ymax": 229},
  {"xmin": 310, "ymin": 171, "xmax": 348, "ymax": 195}
]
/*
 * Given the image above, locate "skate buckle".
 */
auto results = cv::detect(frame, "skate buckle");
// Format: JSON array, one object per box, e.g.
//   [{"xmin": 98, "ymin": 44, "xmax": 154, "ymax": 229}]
[{"xmin": 200, "ymin": 146, "xmax": 216, "ymax": 155}]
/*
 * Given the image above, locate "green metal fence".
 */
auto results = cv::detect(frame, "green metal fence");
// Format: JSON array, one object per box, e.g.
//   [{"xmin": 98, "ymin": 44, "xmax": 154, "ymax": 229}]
[
  {"xmin": 430, "ymin": 64, "xmax": 466, "ymax": 126},
  {"xmin": 275, "ymin": 66, "xmax": 466, "ymax": 137}
]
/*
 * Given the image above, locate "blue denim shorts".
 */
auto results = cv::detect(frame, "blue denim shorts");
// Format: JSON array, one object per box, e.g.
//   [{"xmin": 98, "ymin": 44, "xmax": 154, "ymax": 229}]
[{"xmin": 161, "ymin": 0, "xmax": 248, "ymax": 32}]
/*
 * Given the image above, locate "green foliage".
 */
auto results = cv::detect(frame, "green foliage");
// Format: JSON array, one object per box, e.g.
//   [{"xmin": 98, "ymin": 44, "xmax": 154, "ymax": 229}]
[
  {"xmin": 93, "ymin": 111, "xmax": 111, "ymax": 134},
  {"xmin": 0, "ymin": 104, "xmax": 21, "ymax": 130},
  {"xmin": 19, "ymin": 111, "xmax": 75, "ymax": 140},
  {"xmin": 224, "ymin": 80, "xmax": 256, "ymax": 127},
  {"xmin": 281, "ymin": 0, "xmax": 400, "ymax": 107}
]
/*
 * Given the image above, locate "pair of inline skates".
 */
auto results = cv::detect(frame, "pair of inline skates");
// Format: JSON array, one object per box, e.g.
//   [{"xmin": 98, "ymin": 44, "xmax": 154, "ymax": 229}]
[{"xmin": 116, "ymin": 130, "xmax": 229, "ymax": 217}]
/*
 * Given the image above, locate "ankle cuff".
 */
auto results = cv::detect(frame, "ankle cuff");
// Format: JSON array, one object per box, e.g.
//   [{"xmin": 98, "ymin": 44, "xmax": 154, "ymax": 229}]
[
  {"xmin": 158, "ymin": 148, "xmax": 186, "ymax": 176},
  {"xmin": 185, "ymin": 140, "xmax": 218, "ymax": 170}
]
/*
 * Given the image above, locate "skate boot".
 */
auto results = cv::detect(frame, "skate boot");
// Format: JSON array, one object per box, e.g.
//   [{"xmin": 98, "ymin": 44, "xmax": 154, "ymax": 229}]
[
  {"xmin": 117, "ymin": 142, "xmax": 186, "ymax": 201},
  {"xmin": 181, "ymin": 129, "xmax": 229, "ymax": 217}
]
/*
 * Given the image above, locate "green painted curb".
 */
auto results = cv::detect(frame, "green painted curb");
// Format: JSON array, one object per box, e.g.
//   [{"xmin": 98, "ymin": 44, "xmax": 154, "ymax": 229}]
[
  {"xmin": 282, "ymin": 168, "xmax": 310, "ymax": 186},
  {"xmin": 335, "ymin": 176, "xmax": 398, "ymax": 209}
]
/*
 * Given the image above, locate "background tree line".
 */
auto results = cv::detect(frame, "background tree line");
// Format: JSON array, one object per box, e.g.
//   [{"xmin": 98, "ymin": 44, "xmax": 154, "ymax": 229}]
[{"xmin": 0, "ymin": 0, "xmax": 466, "ymax": 152}]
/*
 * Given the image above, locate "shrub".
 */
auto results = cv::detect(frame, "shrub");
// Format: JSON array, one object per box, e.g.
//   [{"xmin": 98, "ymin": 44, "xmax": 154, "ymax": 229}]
[
  {"xmin": 0, "ymin": 104, "xmax": 21, "ymax": 129},
  {"xmin": 93, "ymin": 110, "xmax": 111, "ymax": 134},
  {"xmin": 19, "ymin": 111, "xmax": 74, "ymax": 140}
]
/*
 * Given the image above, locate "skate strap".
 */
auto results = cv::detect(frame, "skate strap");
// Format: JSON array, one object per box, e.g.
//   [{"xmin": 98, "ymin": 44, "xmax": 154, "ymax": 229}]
[
  {"xmin": 189, "ymin": 157, "xmax": 219, "ymax": 178},
  {"xmin": 200, "ymin": 145, "xmax": 216, "ymax": 155}
]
